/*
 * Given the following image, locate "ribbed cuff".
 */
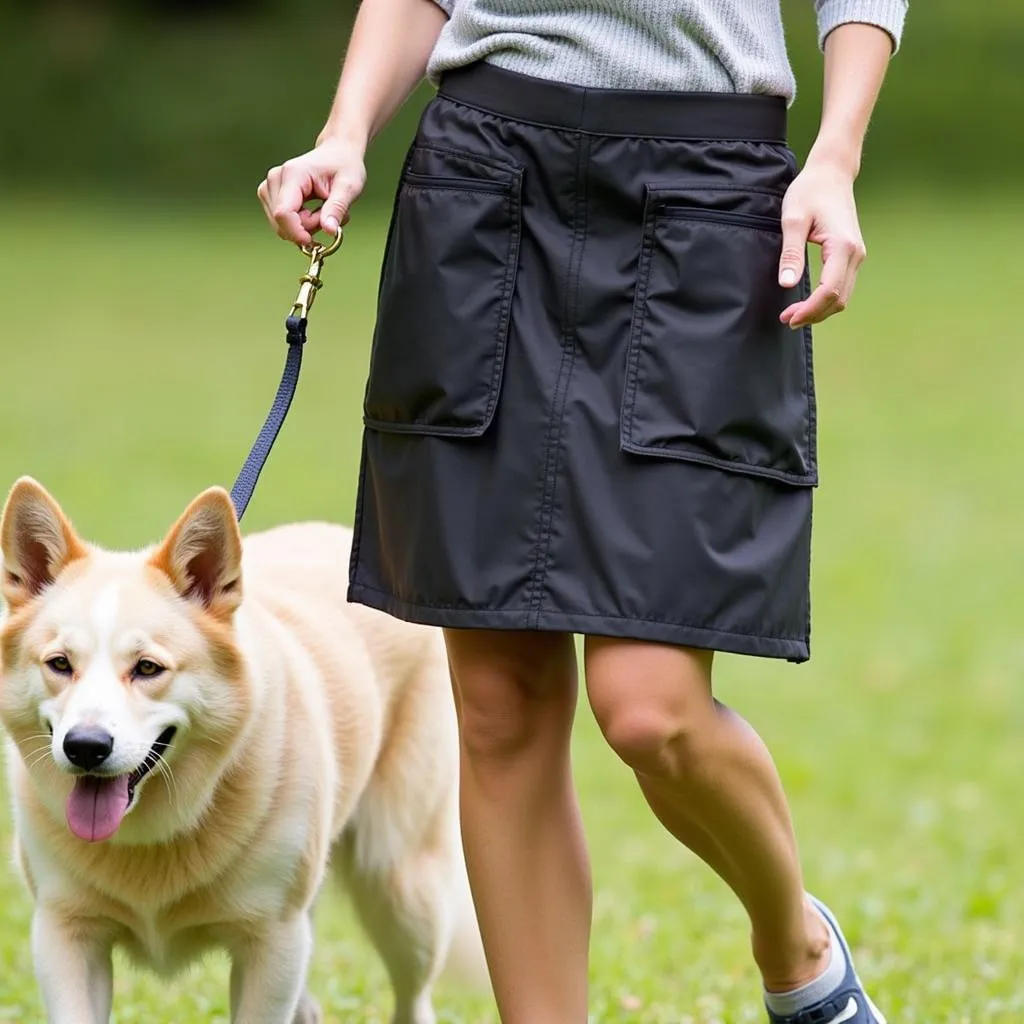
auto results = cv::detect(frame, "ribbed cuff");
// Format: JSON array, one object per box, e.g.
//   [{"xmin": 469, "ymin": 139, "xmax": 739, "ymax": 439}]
[
  {"xmin": 816, "ymin": 0, "xmax": 908, "ymax": 52},
  {"xmin": 432, "ymin": 0, "xmax": 455, "ymax": 15}
]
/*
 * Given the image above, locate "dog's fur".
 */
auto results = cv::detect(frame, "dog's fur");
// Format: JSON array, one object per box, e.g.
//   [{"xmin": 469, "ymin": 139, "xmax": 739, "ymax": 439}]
[{"xmin": 0, "ymin": 478, "xmax": 481, "ymax": 1024}]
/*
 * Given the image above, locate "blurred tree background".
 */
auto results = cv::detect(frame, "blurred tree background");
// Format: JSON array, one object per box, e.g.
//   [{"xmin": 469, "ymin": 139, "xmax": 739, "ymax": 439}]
[{"xmin": 0, "ymin": 0, "xmax": 1020, "ymax": 206}]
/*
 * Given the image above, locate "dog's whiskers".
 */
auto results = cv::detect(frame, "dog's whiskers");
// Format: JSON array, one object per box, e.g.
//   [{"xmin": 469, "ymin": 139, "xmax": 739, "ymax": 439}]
[
  {"xmin": 24, "ymin": 746, "xmax": 56, "ymax": 771},
  {"xmin": 19, "ymin": 734, "xmax": 56, "ymax": 754},
  {"xmin": 154, "ymin": 756, "xmax": 179, "ymax": 803}
]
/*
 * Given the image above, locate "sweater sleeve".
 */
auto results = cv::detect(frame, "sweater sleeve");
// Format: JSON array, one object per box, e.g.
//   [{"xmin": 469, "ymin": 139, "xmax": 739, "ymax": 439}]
[
  {"xmin": 432, "ymin": 0, "xmax": 455, "ymax": 15},
  {"xmin": 815, "ymin": 0, "xmax": 908, "ymax": 52}
]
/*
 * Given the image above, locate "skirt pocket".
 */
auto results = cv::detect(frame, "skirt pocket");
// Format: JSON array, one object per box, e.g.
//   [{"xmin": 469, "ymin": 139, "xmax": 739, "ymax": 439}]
[
  {"xmin": 621, "ymin": 186, "xmax": 817, "ymax": 486},
  {"xmin": 363, "ymin": 146, "xmax": 524, "ymax": 437}
]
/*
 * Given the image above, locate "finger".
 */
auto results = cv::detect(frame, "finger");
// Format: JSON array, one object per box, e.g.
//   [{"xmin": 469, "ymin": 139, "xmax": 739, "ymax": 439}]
[
  {"xmin": 784, "ymin": 229, "xmax": 865, "ymax": 327},
  {"xmin": 783, "ymin": 293, "xmax": 841, "ymax": 328},
  {"xmin": 263, "ymin": 164, "xmax": 283, "ymax": 206},
  {"xmin": 293, "ymin": 177, "xmax": 339, "ymax": 239},
  {"xmin": 259, "ymin": 165, "xmax": 293, "ymax": 235},
  {"xmin": 297, "ymin": 207, "xmax": 322, "ymax": 234},
  {"xmin": 784, "ymin": 283, "xmax": 845, "ymax": 327},
  {"xmin": 271, "ymin": 177, "xmax": 315, "ymax": 246},
  {"xmin": 257, "ymin": 170, "xmax": 281, "ymax": 229},
  {"xmin": 320, "ymin": 176, "xmax": 364, "ymax": 237},
  {"xmin": 778, "ymin": 210, "xmax": 811, "ymax": 289},
  {"xmin": 815, "ymin": 262, "xmax": 862, "ymax": 325},
  {"xmin": 782, "ymin": 282, "xmax": 842, "ymax": 328},
  {"xmin": 822, "ymin": 238, "xmax": 867, "ymax": 320},
  {"xmin": 782, "ymin": 258, "xmax": 848, "ymax": 328}
]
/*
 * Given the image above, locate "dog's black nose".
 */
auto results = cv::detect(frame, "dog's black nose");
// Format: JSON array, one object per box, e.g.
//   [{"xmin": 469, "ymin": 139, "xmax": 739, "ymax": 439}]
[{"xmin": 63, "ymin": 726, "xmax": 114, "ymax": 770}]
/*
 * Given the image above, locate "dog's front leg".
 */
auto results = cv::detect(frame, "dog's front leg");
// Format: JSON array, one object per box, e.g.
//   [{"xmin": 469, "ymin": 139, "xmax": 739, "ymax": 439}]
[
  {"xmin": 230, "ymin": 913, "xmax": 314, "ymax": 1024},
  {"xmin": 32, "ymin": 907, "xmax": 113, "ymax": 1023}
]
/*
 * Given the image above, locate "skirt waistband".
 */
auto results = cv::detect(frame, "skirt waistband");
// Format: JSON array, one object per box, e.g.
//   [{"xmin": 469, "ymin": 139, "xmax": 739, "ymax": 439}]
[{"xmin": 437, "ymin": 61, "xmax": 788, "ymax": 143}]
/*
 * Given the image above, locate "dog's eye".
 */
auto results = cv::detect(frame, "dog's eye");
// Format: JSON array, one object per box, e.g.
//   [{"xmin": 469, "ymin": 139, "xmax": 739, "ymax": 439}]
[
  {"xmin": 45, "ymin": 655, "xmax": 73, "ymax": 675},
  {"xmin": 133, "ymin": 659, "xmax": 164, "ymax": 679}
]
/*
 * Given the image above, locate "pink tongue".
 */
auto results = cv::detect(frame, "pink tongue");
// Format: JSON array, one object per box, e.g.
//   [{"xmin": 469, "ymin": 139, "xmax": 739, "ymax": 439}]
[{"xmin": 66, "ymin": 776, "xmax": 131, "ymax": 842}]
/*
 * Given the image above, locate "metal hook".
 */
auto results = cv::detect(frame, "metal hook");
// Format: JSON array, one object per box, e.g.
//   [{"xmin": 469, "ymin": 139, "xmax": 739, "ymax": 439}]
[{"xmin": 290, "ymin": 228, "xmax": 343, "ymax": 319}]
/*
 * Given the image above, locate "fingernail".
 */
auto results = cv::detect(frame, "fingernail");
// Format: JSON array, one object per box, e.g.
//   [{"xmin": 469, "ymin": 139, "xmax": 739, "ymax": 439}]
[
  {"xmin": 323, "ymin": 216, "xmax": 338, "ymax": 235},
  {"xmin": 780, "ymin": 269, "xmax": 798, "ymax": 288}
]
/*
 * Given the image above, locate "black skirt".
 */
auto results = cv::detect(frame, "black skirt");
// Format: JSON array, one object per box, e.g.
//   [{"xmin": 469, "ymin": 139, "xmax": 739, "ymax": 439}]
[{"xmin": 348, "ymin": 62, "xmax": 817, "ymax": 663}]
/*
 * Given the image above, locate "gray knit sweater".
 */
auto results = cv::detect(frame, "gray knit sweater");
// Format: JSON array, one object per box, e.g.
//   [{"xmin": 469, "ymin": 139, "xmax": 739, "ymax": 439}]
[{"xmin": 427, "ymin": 1, "xmax": 907, "ymax": 101}]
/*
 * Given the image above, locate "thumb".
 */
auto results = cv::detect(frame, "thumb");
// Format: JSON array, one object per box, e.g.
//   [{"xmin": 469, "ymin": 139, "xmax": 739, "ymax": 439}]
[
  {"xmin": 778, "ymin": 213, "xmax": 810, "ymax": 289},
  {"xmin": 320, "ymin": 177, "xmax": 363, "ymax": 237}
]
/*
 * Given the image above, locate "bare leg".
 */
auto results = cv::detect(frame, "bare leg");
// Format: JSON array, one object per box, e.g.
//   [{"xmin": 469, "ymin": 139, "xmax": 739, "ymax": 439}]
[
  {"xmin": 584, "ymin": 638, "xmax": 829, "ymax": 991},
  {"xmin": 444, "ymin": 629, "xmax": 590, "ymax": 1024}
]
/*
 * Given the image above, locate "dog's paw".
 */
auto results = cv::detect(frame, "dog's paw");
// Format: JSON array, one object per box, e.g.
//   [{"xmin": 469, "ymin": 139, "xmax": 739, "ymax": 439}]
[{"xmin": 291, "ymin": 991, "xmax": 322, "ymax": 1024}]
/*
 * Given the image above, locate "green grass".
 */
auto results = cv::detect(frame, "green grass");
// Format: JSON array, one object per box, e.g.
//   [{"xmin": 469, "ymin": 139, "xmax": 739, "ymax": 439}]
[{"xmin": 1, "ymin": 191, "xmax": 1022, "ymax": 1022}]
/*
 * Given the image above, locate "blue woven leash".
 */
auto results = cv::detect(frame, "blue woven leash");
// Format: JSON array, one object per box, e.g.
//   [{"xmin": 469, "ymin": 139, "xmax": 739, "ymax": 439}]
[{"xmin": 229, "ymin": 232, "xmax": 342, "ymax": 522}]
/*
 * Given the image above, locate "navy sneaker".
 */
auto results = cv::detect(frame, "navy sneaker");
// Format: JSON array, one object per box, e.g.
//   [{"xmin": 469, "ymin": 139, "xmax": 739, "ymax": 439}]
[{"xmin": 764, "ymin": 897, "xmax": 886, "ymax": 1024}]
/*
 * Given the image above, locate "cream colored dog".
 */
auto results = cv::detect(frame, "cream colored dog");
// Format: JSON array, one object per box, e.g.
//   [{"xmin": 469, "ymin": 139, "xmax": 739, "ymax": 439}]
[{"xmin": 0, "ymin": 478, "xmax": 481, "ymax": 1024}]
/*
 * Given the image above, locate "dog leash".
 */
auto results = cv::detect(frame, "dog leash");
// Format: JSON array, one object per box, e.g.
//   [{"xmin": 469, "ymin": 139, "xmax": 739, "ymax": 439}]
[{"xmin": 229, "ymin": 230, "xmax": 343, "ymax": 522}]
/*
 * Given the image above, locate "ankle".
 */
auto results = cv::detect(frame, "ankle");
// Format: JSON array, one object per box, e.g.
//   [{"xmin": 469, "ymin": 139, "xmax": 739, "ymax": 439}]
[{"xmin": 754, "ymin": 900, "xmax": 831, "ymax": 993}]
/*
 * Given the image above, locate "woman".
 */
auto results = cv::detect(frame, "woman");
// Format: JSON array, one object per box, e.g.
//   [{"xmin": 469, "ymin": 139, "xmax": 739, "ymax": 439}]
[{"xmin": 259, "ymin": 3, "xmax": 907, "ymax": 1022}]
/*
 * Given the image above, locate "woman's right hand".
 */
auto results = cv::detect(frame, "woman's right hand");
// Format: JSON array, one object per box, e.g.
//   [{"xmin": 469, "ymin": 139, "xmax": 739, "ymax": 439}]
[{"xmin": 257, "ymin": 133, "xmax": 367, "ymax": 247}]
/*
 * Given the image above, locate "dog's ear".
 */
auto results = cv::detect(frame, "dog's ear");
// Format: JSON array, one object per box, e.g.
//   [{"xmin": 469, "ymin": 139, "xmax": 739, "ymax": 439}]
[
  {"xmin": 149, "ymin": 487, "xmax": 243, "ymax": 620},
  {"xmin": 0, "ymin": 477, "xmax": 88, "ymax": 609}
]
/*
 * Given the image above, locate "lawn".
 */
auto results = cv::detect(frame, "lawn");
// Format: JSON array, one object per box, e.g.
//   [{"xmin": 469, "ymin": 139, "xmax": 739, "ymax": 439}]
[{"xmin": 0, "ymin": 191, "xmax": 1022, "ymax": 1022}]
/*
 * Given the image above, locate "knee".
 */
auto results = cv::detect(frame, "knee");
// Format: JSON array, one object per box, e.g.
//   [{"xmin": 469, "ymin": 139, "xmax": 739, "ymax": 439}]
[
  {"xmin": 586, "ymin": 646, "xmax": 716, "ymax": 779},
  {"xmin": 597, "ymin": 704, "xmax": 707, "ymax": 778},
  {"xmin": 457, "ymin": 688, "xmax": 553, "ymax": 763},
  {"xmin": 446, "ymin": 631, "xmax": 575, "ymax": 765}
]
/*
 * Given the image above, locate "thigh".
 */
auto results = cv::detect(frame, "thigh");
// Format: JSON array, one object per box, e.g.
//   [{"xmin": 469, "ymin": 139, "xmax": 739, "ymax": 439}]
[
  {"xmin": 443, "ymin": 629, "xmax": 578, "ymax": 749},
  {"xmin": 444, "ymin": 629, "xmax": 577, "ymax": 698}
]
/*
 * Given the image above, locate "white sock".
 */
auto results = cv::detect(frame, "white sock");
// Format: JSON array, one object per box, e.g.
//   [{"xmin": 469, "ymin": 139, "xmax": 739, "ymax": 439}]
[{"xmin": 763, "ymin": 908, "xmax": 847, "ymax": 1017}]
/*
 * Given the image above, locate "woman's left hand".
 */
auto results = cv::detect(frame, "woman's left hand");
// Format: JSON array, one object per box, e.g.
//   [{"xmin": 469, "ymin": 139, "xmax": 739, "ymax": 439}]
[{"xmin": 777, "ymin": 158, "xmax": 867, "ymax": 328}]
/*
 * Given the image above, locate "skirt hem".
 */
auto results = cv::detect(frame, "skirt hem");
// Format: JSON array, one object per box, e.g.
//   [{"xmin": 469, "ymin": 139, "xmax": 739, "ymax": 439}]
[{"xmin": 348, "ymin": 583, "xmax": 810, "ymax": 663}]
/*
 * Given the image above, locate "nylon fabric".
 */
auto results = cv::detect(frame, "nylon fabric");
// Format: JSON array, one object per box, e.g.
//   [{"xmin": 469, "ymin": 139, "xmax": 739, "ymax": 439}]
[{"xmin": 348, "ymin": 64, "xmax": 816, "ymax": 662}]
